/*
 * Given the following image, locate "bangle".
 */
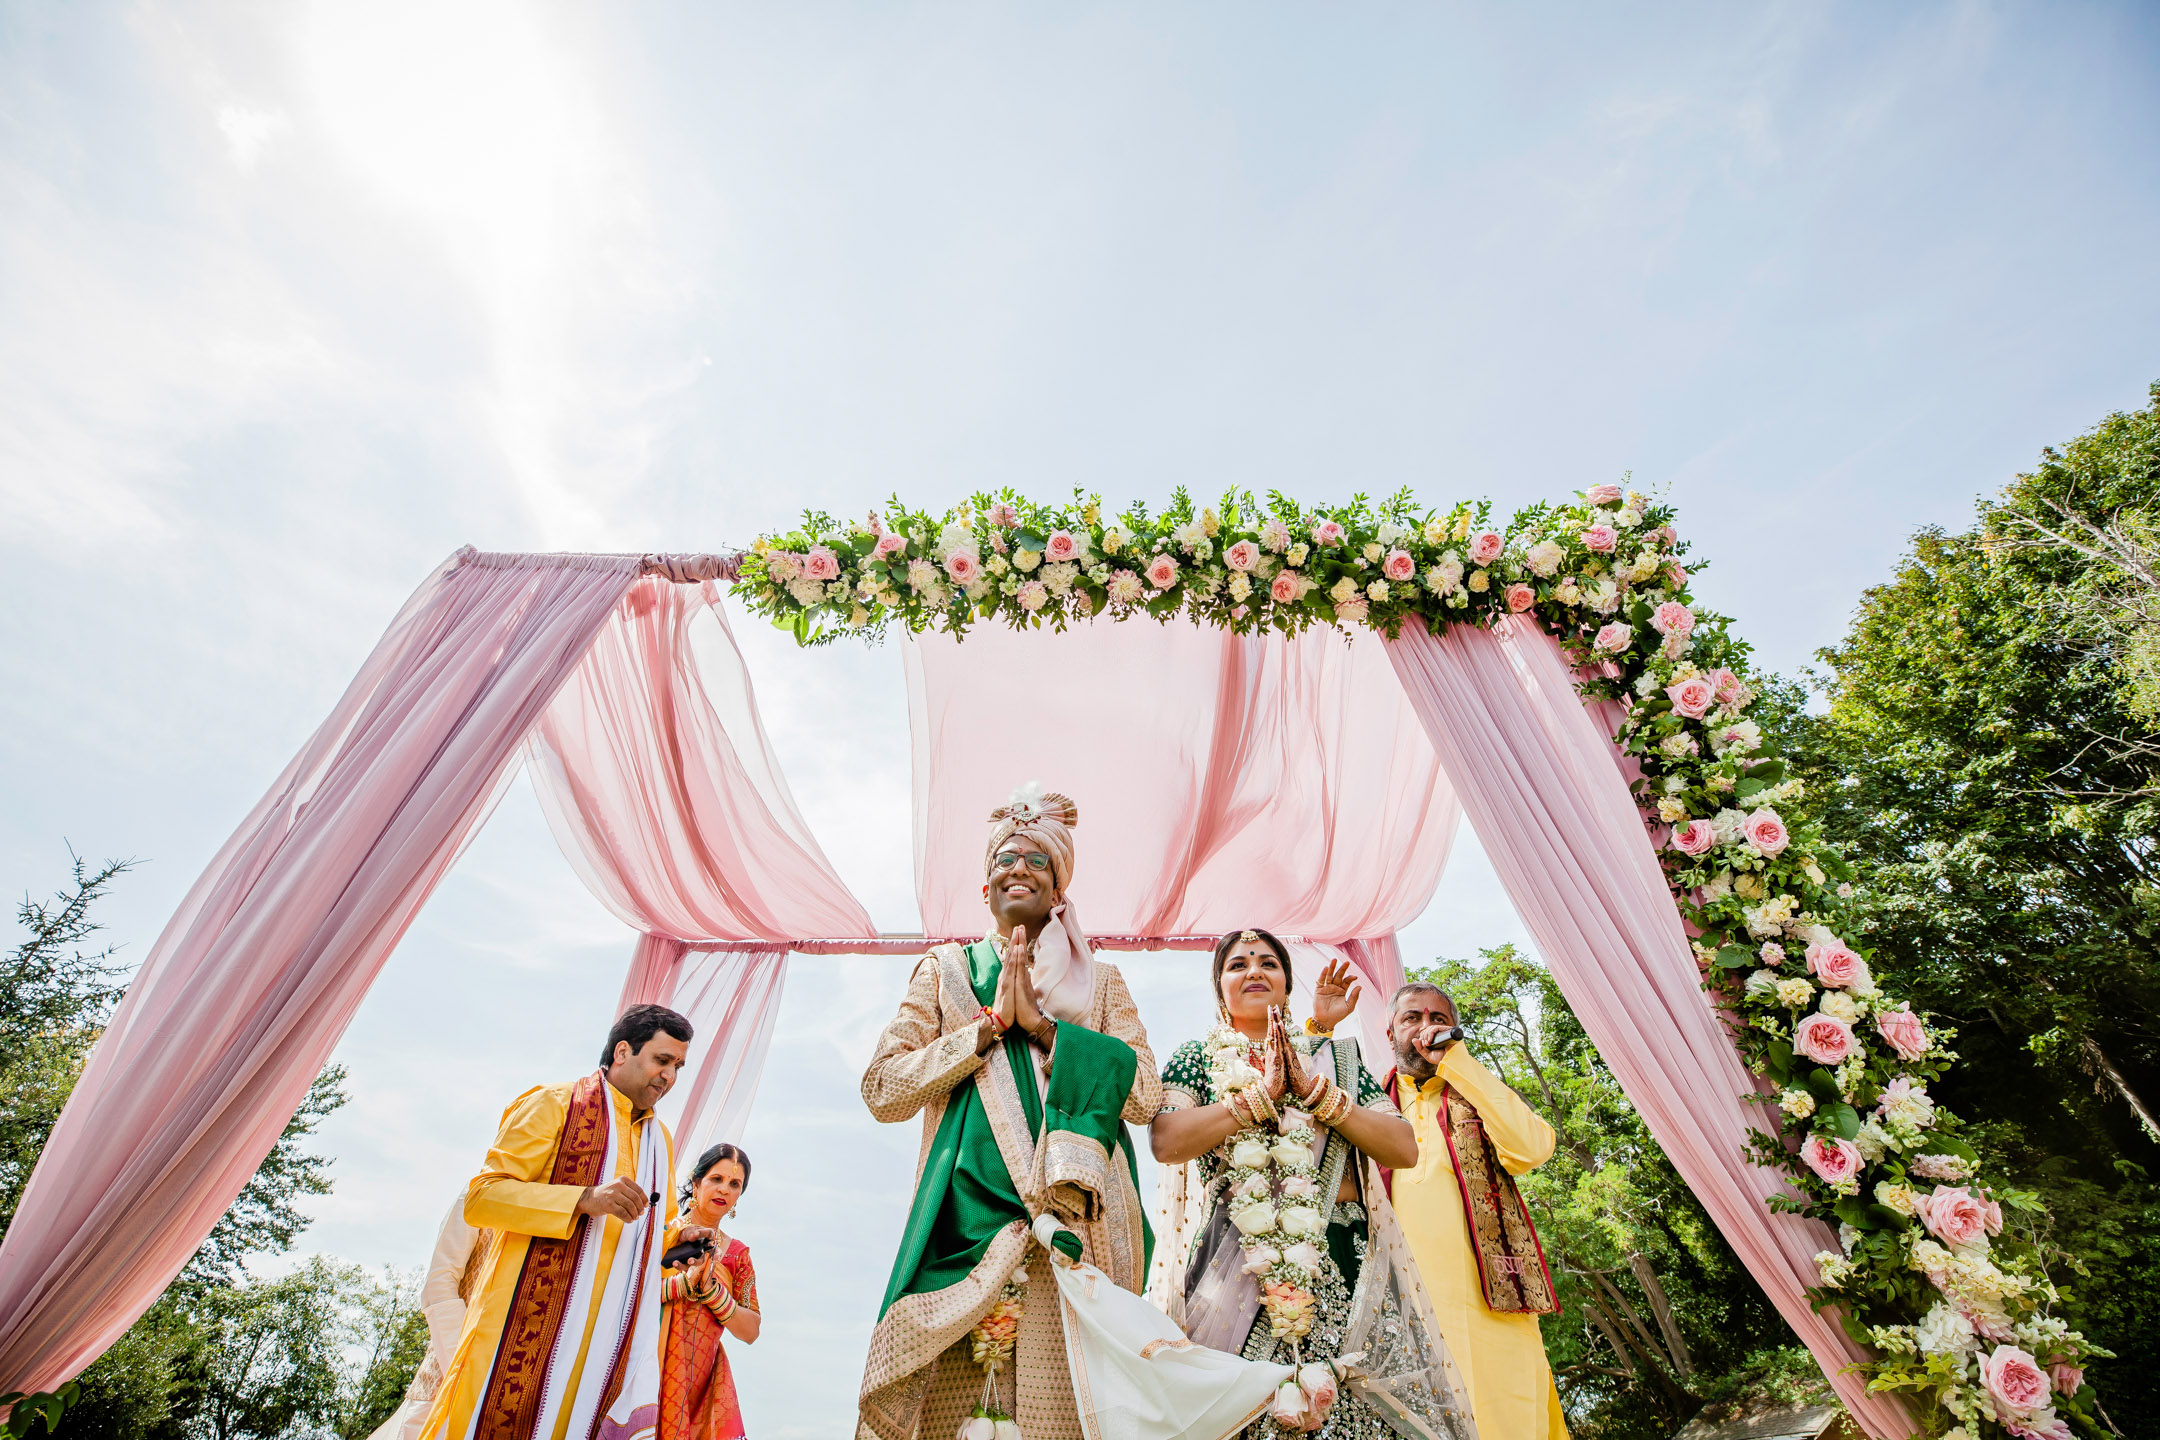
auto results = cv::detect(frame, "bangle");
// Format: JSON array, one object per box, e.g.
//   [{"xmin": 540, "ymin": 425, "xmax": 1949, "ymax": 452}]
[
  {"xmin": 1225, "ymin": 1090, "xmax": 1253, "ymax": 1128},
  {"xmin": 1245, "ymin": 1084, "xmax": 1279, "ymax": 1127},
  {"xmin": 979, "ymin": 1005, "xmax": 1006, "ymax": 1037},
  {"xmin": 1318, "ymin": 1083, "xmax": 1353, "ymax": 1126},
  {"xmin": 1303, "ymin": 1016, "xmax": 1334, "ymax": 1037},
  {"xmin": 711, "ymin": 1287, "xmax": 737, "ymax": 1322}
]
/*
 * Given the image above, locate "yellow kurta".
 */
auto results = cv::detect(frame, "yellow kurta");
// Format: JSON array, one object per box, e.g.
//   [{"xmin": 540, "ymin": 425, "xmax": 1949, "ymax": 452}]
[
  {"xmin": 1395, "ymin": 1047, "xmax": 1569, "ymax": 1440},
  {"xmin": 419, "ymin": 1078, "xmax": 678, "ymax": 1440}
]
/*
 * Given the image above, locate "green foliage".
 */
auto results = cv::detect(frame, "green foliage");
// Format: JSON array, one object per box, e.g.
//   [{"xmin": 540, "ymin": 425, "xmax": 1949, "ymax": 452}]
[
  {"xmin": 0, "ymin": 855, "xmax": 132, "ymax": 1235},
  {"xmin": 1, "ymin": 1384, "xmax": 83, "ymax": 1440},
  {"xmin": 1410, "ymin": 947, "xmax": 1828, "ymax": 1438}
]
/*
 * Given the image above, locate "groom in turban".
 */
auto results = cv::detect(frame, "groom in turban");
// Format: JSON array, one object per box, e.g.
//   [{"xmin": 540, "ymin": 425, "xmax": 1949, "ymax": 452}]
[{"xmin": 856, "ymin": 784, "xmax": 1162, "ymax": 1440}]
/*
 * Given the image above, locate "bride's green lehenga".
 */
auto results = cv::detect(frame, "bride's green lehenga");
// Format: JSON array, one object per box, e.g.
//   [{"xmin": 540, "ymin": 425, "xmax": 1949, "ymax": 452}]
[{"xmin": 1153, "ymin": 1033, "xmax": 1480, "ymax": 1440}]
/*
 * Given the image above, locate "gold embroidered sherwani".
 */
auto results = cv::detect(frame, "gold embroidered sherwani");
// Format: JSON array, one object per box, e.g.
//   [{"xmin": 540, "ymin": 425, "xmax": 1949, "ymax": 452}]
[{"xmin": 856, "ymin": 943, "xmax": 1161, "ymax": 1440}]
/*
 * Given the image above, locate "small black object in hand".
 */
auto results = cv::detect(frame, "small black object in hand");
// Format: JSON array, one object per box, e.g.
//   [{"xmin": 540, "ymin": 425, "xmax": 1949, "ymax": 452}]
[{"xmin": 662, "ymin": 1236, "xmax": 715, "ymax": 1270}]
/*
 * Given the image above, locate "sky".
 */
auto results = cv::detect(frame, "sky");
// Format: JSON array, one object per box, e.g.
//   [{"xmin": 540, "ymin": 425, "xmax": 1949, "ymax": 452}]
[{"xmin": 2, "ymin": 1, "xmax": 2157, "ymax": 1433}]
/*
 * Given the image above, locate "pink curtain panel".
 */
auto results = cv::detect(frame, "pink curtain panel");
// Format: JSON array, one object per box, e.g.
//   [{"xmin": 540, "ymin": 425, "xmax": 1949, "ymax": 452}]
[
  {"xmin": 0, "ymin": 550, "xmax": 645, "ymax": 1397},
  {"xmin": 1386, "ymin": 614, "xmax": 1911, "ymax": 1439}
]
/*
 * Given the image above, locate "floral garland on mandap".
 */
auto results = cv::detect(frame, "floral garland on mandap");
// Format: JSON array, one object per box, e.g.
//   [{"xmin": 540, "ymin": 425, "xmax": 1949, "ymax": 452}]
[{"xmin": 739, "ymin": 486, "xmax": 2111, "ymax": 1437}]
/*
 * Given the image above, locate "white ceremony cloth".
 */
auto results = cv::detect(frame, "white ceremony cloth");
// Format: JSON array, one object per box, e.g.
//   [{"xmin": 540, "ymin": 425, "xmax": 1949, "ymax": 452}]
[{"xmin": 1032, "ymin": 1217, "xmax": 1291, "ymax": 1440}]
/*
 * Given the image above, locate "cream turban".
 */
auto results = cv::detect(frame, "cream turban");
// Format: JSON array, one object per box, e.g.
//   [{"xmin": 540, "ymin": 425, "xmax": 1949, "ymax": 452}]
[{"xmin": 986, "ymin": 782, "xmax": 1094, "ymax": 1023}]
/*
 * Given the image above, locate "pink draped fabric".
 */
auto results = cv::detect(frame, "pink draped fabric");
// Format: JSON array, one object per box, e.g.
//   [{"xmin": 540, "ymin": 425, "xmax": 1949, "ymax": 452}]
[
  {"xmin": 904, "ymin": 618, "xmax": 1458, "ymax": 948},
  {"xmin": 0, "ymin": 550, "xmax": 644, "ymax": 1397},
  {"xmin": 527, "ymin": 579, "xmax": 871, "ymax": 1154},
  {"xmin": 617, "ymin": 933, "xmax": 690, "ymax": 1011},
  {"xmin": 527, "ymin": 578, "xmax": 873, "ymax": 943},
  {"xmin": 1385, "ymin": 615, "xmax": 1909, "ymax": 1437},
  {"xmin": 663, "ymin": 948, "xmax": 790, "ymax": 1159}
]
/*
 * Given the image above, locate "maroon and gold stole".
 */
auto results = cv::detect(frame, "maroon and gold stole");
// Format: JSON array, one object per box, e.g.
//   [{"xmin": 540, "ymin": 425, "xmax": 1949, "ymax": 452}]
[
  {"xmin": 474, "ymin": 1073, "xmax": 616, "ymax": 1440},
  {"xmin": 1381, "ymin": 1070, "xmax": 1559, "ymax": 1316}
]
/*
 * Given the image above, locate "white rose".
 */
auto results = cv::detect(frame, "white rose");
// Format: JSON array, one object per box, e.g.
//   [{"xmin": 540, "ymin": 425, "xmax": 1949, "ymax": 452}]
[
  {"xmin": 1744, "ymin": 969, "xmax": 1780, "ymax": 1001},
  {"xmin": 1269, "ymin": 1137, "xmax": 1313, "ymax": 1170},
  {"xmin": 1230, "ymin": 1138, "xmax": 1274, "ymax": 1170},
  {"xmin": 961, "ymin": 1418, "xmax": 996, "ymax": 1440},
  {"xmin": 1282, "ymin": 1240, "xmax": 1323, "ymax": 1272},
  {"xmin": 1277, "ymin": 1205, "xmax": 1325, "ymax": 1238},
  {"xmin": 993, "ymin": 1421, "xmax": 1023, "ymax": 1440},
  {"xmin": 1818, "ymin": 990, "xmax": 1860, "ymax": 1023},
  {"xmin": 1230, "ymin": 1202, "xmax": 1278, "ymax": 1236}
]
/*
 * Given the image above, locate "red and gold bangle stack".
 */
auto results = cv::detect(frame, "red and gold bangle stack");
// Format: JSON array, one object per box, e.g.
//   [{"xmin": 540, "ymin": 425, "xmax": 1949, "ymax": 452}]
[
  {"xmin": 1306, "ymin": 1076, "xmax": 1353, "ymax": 1126},
  {"xmin": 709, "ymin": 1285, "xmax": 738, "ymax": 1323},
  {"xmin": 1228, "ymin": 1084, "xmax": 1278, "ymax": 1128}
]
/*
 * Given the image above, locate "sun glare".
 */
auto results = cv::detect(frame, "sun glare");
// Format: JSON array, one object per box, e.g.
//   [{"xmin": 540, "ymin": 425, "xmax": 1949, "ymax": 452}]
[{"xmin": 298, "ymin": 0, "xmax": 614, "ymax": 542}]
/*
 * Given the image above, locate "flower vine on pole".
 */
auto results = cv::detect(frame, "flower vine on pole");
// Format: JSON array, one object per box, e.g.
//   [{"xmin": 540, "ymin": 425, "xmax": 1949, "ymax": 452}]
[{"xmin": 737, "ymin": 484, "xmax": 2109, "ymax": 1437}]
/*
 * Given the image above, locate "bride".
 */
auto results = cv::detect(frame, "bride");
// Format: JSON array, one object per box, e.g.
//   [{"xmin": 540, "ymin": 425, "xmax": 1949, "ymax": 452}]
[{"xmin": 1150, "ymin": 929, "xmax": 1479, "ymax": 1439}]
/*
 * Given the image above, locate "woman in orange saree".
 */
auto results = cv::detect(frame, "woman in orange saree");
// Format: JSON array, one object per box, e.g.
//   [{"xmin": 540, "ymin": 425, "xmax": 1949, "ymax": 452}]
[{"xmin": 659, "ymin": 1144, "xmax": 762, "ymax": 1440}]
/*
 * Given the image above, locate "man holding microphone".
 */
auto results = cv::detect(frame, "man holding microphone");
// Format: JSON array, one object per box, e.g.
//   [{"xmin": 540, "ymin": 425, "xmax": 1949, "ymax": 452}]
[{"xmin": 1384, "ymin": 985, "xmax": 1571, "ymax": 1440}]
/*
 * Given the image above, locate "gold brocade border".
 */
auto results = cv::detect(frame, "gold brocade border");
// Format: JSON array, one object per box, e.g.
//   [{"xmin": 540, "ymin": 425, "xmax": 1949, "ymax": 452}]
[{"xmin": 857, "ymin": 1222, "xmax": 1032, "ymax": 1440}]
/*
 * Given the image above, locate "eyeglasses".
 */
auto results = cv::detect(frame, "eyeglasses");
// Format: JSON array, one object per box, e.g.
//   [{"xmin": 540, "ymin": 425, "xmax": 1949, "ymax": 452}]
[{"xmin": 992, "ymin": 850, "xmax": 1053, "ymax": 873}]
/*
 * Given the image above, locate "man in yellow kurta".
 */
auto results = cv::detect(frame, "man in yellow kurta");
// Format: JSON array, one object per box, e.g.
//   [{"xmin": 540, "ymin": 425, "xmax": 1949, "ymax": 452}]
[
  {"xmin": 419, "ymin": 1005, "xmax": 697, "ymax": 1440},
  {"xmin": 1384, "ymin": 984, "xmax": 1571, "ymax": 1440}
]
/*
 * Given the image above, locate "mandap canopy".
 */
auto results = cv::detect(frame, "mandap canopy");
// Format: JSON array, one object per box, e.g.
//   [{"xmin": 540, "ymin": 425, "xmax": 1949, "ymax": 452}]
[{"xmin": 0, "ymin": 488, "xmax": 2107, "ymax": 1439}]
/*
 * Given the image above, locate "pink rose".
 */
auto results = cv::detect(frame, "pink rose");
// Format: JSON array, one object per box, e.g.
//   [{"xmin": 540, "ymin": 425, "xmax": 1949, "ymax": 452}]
[
  {"xmin": 1044, "ymin": 529, "xmax": 1080, "ymax": 562},
  {"xmin": 1979, "ymin": 1344, "xmax": 2051, "ymax": 1419},
  {"xmin": 1313, "ymin": 519, "xmax": 1346, "ymax": 546},
  {"xmin": 1793, "ymin": 1012, "xmax": 1857, "ymax": 1065},
  {"xmin": 1742, "ymin": 808, "xmax": 1789, "ymax": 856},
  {"xmin": 989, "ymin": 502, "xmax": 1020, "ymax": 528},
  {"xmin": 944, "ymin": 550, "xmax": 981, "ymax": 583},
  {"xmin": 1917, "ymin": 1185, "xmax": 1991, "ymax": 1249},
  {"xmin": 1799, "ymin": 1133, "xmax": 1862, "ymax": 1186},
  {"xmin": 1581, "ymin": 524, "xmax": 1617, "ymax": 553},
  {"xmin": 873, "ymin": 532, "xmax": 907, "ymax": 559},
  {"xmin": 803, "ymin": 545, "xmax": 841, "ymax": 582},
  {"xmin": 1666, "ymin": 677, "xmax": 1715, "ymax": 718},
  {"xmin": 1144, "ymin": 554, "xmax": 1180, "ymax": 590},
  {"xmin": 1383, "ymin": 548, "xmax": 1416, "ymax": 582},
  {"xmin": 1667, "ymin": 563, "xmax": 1689, "ymax": 588},
  {"xmin": 1586, "ymin": 483, "xmax": 1624, "ymax": 505},
  {"xmin": 2048, "ymin": 1363, "xmax": 2083, "ymax": 1395},
  {"xmin": 1505, "ymin": 582, "xmax": 1536, "ymax": 613},
  {"xmin": 1225, "ymin": 539, "xmax": 1261, "ymax": 571},
  {"xmin": 1805, "ymin": 941, "xmax": 1862, "ymax": 988},
  {"xmin": 1671, "ymin": 820, "xmax": 1715, "ymax": 856},
  {"xmin": 1706, "ymin": 667, "xmax": 1744, "ymax": 704},
  {"xmin": 1468, "ymin": 531, "xmax": 1504, "ymax": 565},
  {"xmin": 1979, "ymin": 1194, "xmax": 2004, "ymax": 1235},
  {"xmin": 1875, "ymin": 1004, "xmax": 1929, "ymax": 1061},
  {"xmin": 1651, "ymin": 601, "xmax": 1695, "ymax": 636},
  {"xmin": 1270, "ymin": 572, "xmax": 1305, "ymax": 604},
  {"xmin": 1594, "ymin": 621, "xmax": 1634, "ymax": 653}
]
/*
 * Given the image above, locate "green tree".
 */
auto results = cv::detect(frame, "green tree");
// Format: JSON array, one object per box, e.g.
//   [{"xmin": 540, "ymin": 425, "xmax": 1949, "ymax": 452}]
[
  {"xmin": 1772, "ymin": 385, "xmax": 2160, "ymax": 1429},
  {"xmin": 335, "ymin": 1273, "xmax": 426, "ymax": 1440},
  {"xmin": 1412, "ymin": 947, "xmax": 1829, "ymax": 1438}
]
